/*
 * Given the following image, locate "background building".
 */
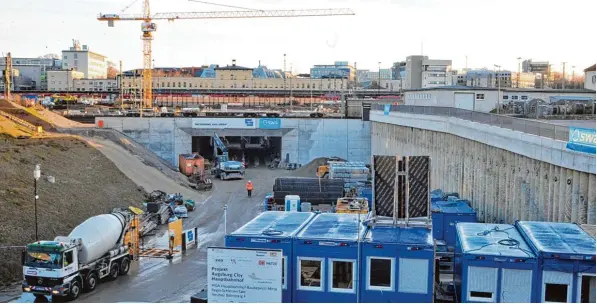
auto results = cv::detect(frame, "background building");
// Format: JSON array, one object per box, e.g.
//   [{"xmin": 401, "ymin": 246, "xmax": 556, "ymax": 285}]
[
  {"xmin": 585, "ymin": 64, "xmax": 596, "ymax": 91},
  {"xmin": 47, "ymin": 70, "xmax": 84, "ymax": 91},
  {"xmin": 310, "ymin": 61, "xmax": 355, "ymax": 81},
  {"xmin": 61, "ymin": 40, "xmax": 107, "ymax": 79},
  {"xmin": 0, "ymin": 56, "xmax": 62, "ymax": 90},
  {"xmin": 404, "ymin": 55, "xmax": 452, "ymax": 89},
  {"xmin": 73, "ymin": 79, "xmax": 118, "ymax": 91},
  {"xmin": 466, "ymin": 69, "xmax": 512, "ymax": 88},
  {"xmin": 522, "ymin": 59, "xmax": 550, "ymax": 88}
]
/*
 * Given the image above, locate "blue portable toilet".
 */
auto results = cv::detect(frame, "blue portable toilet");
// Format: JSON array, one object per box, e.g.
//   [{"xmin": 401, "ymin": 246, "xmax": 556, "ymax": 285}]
[
  {"xmin": 360, "ymin": 225, "xmax": 435, "ymax": 303},
  {"xmin": 431, "ymin": 200, "xmax": 477, "ymax": 247},
  {"xmin": 516, "ymin": 221, "xmax": 596, "ymax": 303},
  {"xmin": 455, "ymin": 223, "xmax": 539, "ymax": 303},
  {"xmin": 293, "ymin": 213, "xmax": 366, "ymax": 303},
  {"xmin": 225, "ymin": 211, "xmax": 316, "ymax": 303}
]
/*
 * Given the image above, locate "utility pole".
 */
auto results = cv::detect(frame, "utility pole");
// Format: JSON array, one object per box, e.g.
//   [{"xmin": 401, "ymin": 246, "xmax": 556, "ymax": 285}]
[
  {"xmin": 562, "ymin": 62, "xmax": 566, "ymax": 89},
  {"xmin": 517, "ymin": 57, "xmax": 522, "ymax": 88},
  {"xmin": 119, "ymin": 60, "xmax": 124, "ymax": 110},
  {"xmin": 572, "ymin": 66, "xmax": 576, "ymax": 89},
  {"xmin": 494, "ymin": 64, "xmax": 501, "ymax": 114},
  {"xmin": 465, "ymin": 55, "xmax": 468, "ymax": 69},
  {"xmin": 378, "ymin": 61, "xmax": 381, "ymax": 96}
]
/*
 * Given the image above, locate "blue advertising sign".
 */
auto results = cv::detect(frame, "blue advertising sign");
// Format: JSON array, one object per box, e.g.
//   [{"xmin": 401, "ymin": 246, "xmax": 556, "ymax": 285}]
[
  {"xmin": 259, "ymin": 118, "xmax": 281, "ymax": 130},
  {"xmin": 244, "ymin": 118, "xmax": 254, "ymax": 127},
  {"xmin": 384, "ymin": 104, "xmax": 391, "ymax": 116},
  {"xmin": 566, "ymin": 127, "xmax": 596, "ymax": 154}
]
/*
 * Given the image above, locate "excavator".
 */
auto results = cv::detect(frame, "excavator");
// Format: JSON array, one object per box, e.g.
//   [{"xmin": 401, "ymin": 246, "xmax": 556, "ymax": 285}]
[{"xmin": 211, "ymin": 133, "xmax": 245, "ymax": 180}]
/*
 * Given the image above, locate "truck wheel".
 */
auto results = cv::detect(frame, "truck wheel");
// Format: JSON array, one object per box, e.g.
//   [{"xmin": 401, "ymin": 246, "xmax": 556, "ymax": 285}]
[
  {"xmin": 119, "ymin": 257, "xmax": 131, "ymax": 275},
  {"xmin": 69, "ymin": 281, "xmax": 81, "ymax": 300},
  {"xmin": 84, "ymin": 273, "xmax": 98, "ymax": 292},
  {"xmin": 108, "ymin": 263, "xmax": 120, "ymax": 281}
]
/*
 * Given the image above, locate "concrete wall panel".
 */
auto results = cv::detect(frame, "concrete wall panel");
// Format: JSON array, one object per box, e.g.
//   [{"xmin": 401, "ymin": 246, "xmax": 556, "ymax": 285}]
[{"xmin": 372, "ymin": 121, "xmax": 596, "ymax": 225}]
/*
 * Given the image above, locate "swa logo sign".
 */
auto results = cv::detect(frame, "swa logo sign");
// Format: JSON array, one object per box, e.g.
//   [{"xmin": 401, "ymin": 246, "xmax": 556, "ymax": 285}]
[{"xmin": 259, "ymin": 118, "xmax": 281, "ymax": 129}]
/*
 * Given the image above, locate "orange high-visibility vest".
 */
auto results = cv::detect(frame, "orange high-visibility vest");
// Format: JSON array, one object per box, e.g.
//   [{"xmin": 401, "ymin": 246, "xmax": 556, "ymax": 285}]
[{"xmin": 246, "ymin": 182, "xmax": 253, "ymax": 190}]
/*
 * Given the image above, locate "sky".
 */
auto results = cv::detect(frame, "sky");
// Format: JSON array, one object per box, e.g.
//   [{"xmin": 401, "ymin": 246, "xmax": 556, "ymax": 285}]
[{"xmin": 1, "ymin": 0, "xmax": 595, "ymax": 74}]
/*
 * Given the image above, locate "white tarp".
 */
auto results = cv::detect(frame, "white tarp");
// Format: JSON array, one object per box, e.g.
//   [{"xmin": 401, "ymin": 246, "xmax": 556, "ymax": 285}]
[{"xmin": 207, "ymin": 247, "xmax": 282, "ymax": 303}]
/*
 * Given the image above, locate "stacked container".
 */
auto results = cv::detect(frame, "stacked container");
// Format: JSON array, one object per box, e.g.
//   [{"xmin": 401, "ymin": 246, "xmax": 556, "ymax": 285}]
[
  {"xmin": 293, "ymin": 213, "xmax": 366, "ymax": 303},
  {"xmin": 178, "ymin": 153, "xmax": 205, "ymax": 177},
  {"xmin": 360, "ymin": 226, "xmax": 435, "ymax": 303},
  {"xmin": 225, "ymin": 211, "xmax": 316, "ymax": 303},
  {"xmin": 515, "ymin": 221, "xmax": 596, "ymax": 303},
  {"xmin": 454, "ymin": 223, "xmax": 539, "ymax": 303},
  {"xmin": 431, "ymin": 200, "xmax": 477, "ymax": 247}
]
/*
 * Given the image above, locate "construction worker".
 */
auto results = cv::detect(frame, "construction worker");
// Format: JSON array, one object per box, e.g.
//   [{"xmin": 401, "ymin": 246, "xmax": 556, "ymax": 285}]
[{"xmin": 246, "ymin": 180, "xmax": 253, "ymax": 197}]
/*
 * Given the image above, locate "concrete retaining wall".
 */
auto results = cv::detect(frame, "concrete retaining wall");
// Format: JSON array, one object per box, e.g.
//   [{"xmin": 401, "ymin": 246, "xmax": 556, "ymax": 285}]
[
  {"xmin": 371, "ymin": 111, "xmax": 596, "ymax": 225},
  {"xmin": 96, "ymin": 117, "xmax": 371, "ymax": 167}
]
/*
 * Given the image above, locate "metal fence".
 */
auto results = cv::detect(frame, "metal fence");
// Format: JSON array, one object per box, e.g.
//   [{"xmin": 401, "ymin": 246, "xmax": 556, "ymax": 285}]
[{"xmin": 372, "ymin": 104, "xmax": 571, "ymax": 141}]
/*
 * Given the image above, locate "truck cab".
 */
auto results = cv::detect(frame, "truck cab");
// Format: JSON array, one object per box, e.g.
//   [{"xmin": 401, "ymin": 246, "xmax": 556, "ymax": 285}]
[{"xmin": 22, "ymin": 241, "xmax": 79, "ymax": 299}]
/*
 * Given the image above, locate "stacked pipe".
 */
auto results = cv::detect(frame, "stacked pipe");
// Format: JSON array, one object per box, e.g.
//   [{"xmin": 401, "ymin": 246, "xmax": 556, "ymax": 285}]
[{"xmin": 273, "ymin": 177, "xmax": 344, "ymax": 205}]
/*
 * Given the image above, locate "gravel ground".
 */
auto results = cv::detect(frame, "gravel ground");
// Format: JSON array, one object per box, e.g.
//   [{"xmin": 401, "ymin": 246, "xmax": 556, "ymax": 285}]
[{"xmin": 0, "ymin": 135, "xmax": 146, "ymax": 285}]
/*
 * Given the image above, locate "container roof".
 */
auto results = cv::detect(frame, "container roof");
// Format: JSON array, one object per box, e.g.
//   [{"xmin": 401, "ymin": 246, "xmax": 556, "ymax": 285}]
[
  {"xmin": 230, "ymin": 211, "xmax": 315, "ymax": 238},
  {"xmin": 432, "ymin": 201, "xmax": 475, "ymax": 214},
  {"xmin": 516, "ymin": 221, "xmax": 596, "ymax": 256},
  {"xmin": 457, "ymin": 223, "xmax": 535, "ymax": 258},
  {"xmin": 364, "ymin": 226, "xmax": 433, "ymax": 246},
  {"xmin": 296, "ymin": 213, "xmax": 363, "ymax": 241}
]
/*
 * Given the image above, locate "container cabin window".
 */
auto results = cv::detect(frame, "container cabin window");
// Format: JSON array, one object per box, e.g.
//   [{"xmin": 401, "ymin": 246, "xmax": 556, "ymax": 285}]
[
  {"xmin": 475, "ymin": 93, "xmax": 485, "ymax": 100},
  {"xmin": 329, "ymin": 259, "xmax": 355, "ymax": 293},
  {"xmin": 282, "ymin": 256, "xmax": 287, "ymax": 290},
  {"xmin": 579, "ymin": 274, "xmax": 596, "ymax": 303},
  {"xmin": 467, "ymin": 266, "xmax": 497, "ymax": 302},
  {"xmin": 543, "ymin": 271, "xmax": 572, "ymax": 303},
  {"xmin": 398, "ymin": 258, "xmax": 428, "ymax": 294},
  {"xmin": 367, "ymin": 257, "xmax": 394, "ymax": 290},
  {"xmin": 298, "ymin": 258, "xmax": 323, "ymax": 291},
  {"xmin": 503, "ymin": 95, "xmax": 509, "ymax": 100}
]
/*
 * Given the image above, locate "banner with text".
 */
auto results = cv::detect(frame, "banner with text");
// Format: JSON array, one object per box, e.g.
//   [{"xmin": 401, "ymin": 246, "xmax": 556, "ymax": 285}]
[
  {"xmin": 566, "ymin": 127, "xmax": 596, "ymax": 154},
  {"xmin": 207, "ymin": 247, "xmax": 282, "ymax": 303},
  {"xmin": 192, "ymin": 118, "xmax": 256, "ymax": 129}
]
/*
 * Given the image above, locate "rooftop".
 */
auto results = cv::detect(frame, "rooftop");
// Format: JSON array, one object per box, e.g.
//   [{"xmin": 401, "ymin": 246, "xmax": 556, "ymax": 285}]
[
  {"xmin": 516, "ymin": 221, "xmax": 596, "ymax": 257},
  {"xmin": 405, "ymin": 85, "xmax": 596, "ymax": 94},
  {"xmin": 431, "ymin": 201, "xmax": 475, "ymax": 214},
  {"xmin": 585, "ymin": 64, "xmax": 596, "ymax": 72},
  {"xmin": 457, "ymin": 223, "xmax": 535, "ymax": 258},
  {"xmin": 363, "ymin": 226, "xmax": 433, "ymax": 246},
  {"xmin": 296, "ymin": 213, "xmax": 364, "ymax": 241},
  {"xmin": 230, "ymin": 211, "xmax": 315, "ymax": 238}
]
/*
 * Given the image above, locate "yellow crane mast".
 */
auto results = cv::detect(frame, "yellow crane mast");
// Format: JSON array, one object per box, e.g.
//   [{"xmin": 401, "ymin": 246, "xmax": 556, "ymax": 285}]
[
  {"xmin": 98, "ymin": 1, "xmax": 354, "ymax": 110},
  {"xmin": 3, "ymin": 52, "xmax": 12, "ymax": 100}
]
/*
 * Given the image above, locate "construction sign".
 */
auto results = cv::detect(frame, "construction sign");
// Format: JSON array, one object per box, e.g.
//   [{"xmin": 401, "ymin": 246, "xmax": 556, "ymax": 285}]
[{"xmin": 168, "ymin": 219, "xmax": 183, "ymax": 249}]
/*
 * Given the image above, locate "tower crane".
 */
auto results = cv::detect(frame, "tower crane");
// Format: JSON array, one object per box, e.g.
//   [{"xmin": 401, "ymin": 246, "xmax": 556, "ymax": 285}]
[
  {"xmin": 3, "ymin": 52, "xmax": 12, "ymax": 100},
  {"xmin": 98, "ymin": 0, "xmax": 354, "ymax": 109}
]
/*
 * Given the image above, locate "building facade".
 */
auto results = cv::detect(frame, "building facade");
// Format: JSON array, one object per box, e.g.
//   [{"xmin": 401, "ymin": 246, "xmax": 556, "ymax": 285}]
[
  {"xmin": 405, "ymin": 55, "xmax": 452, "ymax": 90},
  {"xmin": 310, "ymin": 61, "xmax": 355, "ymax": 81},
  {"xmin": 466, "ymin": 69, "xmax": 512, "ymax": 88},
  {"xmin": 61, "ymin": 41, "xmax": 107, "ymax": 79},
  {"xmin": 73, "ymin": 79, "xmax": 118, "ymax": 91},
  {"xmin": 0, "ymin": 56, "xmax": 63, "ymax": 90},
  {"xmin": 585, "ymin": 64, "xmax": 596, "ymax": 91},
  {"xmin": 47, "ymin": 70, "xmax": 84, "ymax": 91}
]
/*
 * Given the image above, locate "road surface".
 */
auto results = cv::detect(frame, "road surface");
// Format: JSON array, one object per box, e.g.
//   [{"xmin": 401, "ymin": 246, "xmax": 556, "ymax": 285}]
[{"xmin": 3, "ymin": 137, "xmax": 292, "ymax": 303}]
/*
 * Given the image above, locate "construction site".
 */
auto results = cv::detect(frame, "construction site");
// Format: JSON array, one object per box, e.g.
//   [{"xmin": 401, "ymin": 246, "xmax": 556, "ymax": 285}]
[{"xmin": 1, "ymin": 0, "xmax": 596, "ymax": 303}]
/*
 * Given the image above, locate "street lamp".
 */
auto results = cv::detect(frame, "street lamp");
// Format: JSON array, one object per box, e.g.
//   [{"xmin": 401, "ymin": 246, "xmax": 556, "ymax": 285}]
[
  {"xmin": 378, "ymin": 62, "xmax": 381, "ymax": 95},
  {"xmin": 516, "ymin": 57, "xmax": 522, "ymax": 88},
  {"xmin": 572, "ymin": 66, "xmax": 576, "ymax": 89},
  {"xmin": 493, "ymin": 64, "xmax": 501, "ymax": 114},
  {"xmin": 33, "ymin": 164, "xmax": 41, "ymax": 241}
]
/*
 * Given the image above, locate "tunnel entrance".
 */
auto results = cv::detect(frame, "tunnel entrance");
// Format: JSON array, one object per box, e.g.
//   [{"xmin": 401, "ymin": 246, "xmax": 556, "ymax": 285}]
[{"xmin": 191, "ymin": 135, "xmax": 282, "ymax": 167}]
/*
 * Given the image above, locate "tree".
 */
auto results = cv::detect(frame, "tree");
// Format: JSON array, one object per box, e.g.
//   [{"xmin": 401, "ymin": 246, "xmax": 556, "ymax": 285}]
[{"xmin": 106, "ymin": 61, "xmax": 119, "ymax": 79}]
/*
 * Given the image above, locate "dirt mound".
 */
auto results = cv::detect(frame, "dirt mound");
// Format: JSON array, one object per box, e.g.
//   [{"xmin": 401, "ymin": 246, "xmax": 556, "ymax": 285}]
[
  {"xmin": 0, "ymin": 100, "xmax": 55, "ymax": 132},
  {"xmin": 0, "ymin": 135, "xmax": 146, "ymax": 285},
  {"xmin": 292, "ymin": 157, "xmax": 328, "ymax": 178}
]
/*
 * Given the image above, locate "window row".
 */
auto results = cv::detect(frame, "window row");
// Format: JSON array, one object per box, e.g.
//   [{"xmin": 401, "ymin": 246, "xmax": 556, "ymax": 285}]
[{"xmin": 297, "ymin": 256, "xmax": 429, "ymax": 294}]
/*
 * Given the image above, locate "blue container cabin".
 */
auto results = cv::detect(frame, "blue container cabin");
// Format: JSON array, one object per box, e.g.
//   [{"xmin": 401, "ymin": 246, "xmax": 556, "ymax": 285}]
[
  {"xmin": 455, "ymin": 223, "xmax": 539, "ymax": 303},
  {"xmin": 360, "ymin": 226, "xmax": 435, "ymax": 303},
  {"xmin": 225, "ymin": 211, "xmax": 316, "ymax": 303},
  {"xmin": 293, "ymin": 213, "xmax": 366, "ymax": 303},
  {"xmin": 516, "ymin": 221, "xmax": 596, "ymax": 303},
  {"xmin": 431, "ymin": 200, "xmax": 477, "ymax": 247}
]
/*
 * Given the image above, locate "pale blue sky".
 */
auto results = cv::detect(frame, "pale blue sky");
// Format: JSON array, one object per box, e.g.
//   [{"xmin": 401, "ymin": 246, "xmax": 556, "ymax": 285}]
[{"xmin": 1, "ymin": 0, "xmax": 595, "ymax": 74}]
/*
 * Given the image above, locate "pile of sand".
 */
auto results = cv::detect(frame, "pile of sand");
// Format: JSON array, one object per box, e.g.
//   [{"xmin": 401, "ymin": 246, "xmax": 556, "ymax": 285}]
[{"xmin": 292, "ymin": 157, "xmax": 328, "ymax": 178}]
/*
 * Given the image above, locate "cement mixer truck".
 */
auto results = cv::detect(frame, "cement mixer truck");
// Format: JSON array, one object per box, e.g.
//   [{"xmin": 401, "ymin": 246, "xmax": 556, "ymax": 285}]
[{"xmin": 21, "ymin": 209, "xmax": 140, "ymax": 301}]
